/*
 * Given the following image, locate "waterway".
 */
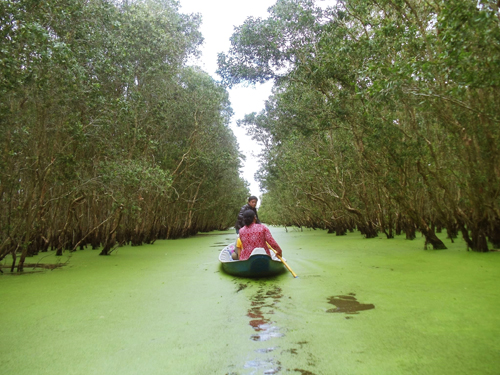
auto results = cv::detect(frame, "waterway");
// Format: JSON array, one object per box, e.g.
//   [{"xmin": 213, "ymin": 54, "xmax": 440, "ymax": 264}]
[{"xmin": 2, "ymin": 227, "xmax": 500, "ymax": 374}]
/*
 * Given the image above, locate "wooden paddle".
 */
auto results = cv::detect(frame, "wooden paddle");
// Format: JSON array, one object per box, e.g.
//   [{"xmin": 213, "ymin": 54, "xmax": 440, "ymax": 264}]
[{"xmin": 267, "ymin": 242, "xmax": 298, "ymax": 278}]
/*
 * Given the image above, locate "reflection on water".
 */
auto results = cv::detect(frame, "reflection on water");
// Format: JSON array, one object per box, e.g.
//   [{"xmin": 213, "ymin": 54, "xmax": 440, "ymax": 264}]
[
  {"xmin": 239, "ymin": 284, "xmax": 285, "ymax": 374},
  {"xmin": 326, "ymin": 293, "xmax": 375, "ymax": 314},
  {"xmin": 248, "ymin": 286, "xmax": 284, "ymax": 341},
  {"xmin": 293, "ymin": 369, "xmax": 316, "ymax": 375},
  {"xmin": 244, "ymin": 359, "xmax": 282, "ymax": 374},
  {"xmin": 232, "ymin": 282, "xmax": 318, "ymax": 375},
  {"xmin": 255, "ymin": 347, "xmax": 278, "ymax": 354},
  {"xmin": 250, "ymin": 325, "xmax": 284, "ymax": 342}
]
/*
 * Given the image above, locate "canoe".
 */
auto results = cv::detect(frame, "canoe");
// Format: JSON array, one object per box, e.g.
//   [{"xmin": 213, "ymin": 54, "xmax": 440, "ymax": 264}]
[{"xmin": 219, "ymin": 246, "xmax": 285, "ymax": 278}]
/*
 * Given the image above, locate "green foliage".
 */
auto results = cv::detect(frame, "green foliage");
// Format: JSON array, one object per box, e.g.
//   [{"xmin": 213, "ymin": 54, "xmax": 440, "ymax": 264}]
[
  {"xmin": 219, "ymin": 0, "xmax": 500, "ymax": 251},
  {"xmin": 0, "ymin": 0, "xmax": 248, "ymax": 268}
]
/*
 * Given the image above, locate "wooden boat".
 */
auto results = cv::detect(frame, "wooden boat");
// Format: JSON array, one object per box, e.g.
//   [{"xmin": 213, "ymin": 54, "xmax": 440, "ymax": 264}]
[{"xmin": 219, "ymin": 246, "xmax": 286, "ymax": 278}]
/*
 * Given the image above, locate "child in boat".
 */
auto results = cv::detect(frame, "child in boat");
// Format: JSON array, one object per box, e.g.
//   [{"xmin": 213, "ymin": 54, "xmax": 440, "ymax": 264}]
[{"xmin": 227, "ymin": 237, "xmax": 243, "ymax": 260}]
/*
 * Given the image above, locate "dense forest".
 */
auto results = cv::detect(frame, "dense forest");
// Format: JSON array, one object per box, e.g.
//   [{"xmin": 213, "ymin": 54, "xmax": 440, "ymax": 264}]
[
  {"xmin": 218, "ymin": 0, "xmax": 500, "ymax": 252},
  {"xmin": 0, "ymin": 0, "xmax": 249, "ymax": 271},
  {"xmin": 2, "ymin": 0, "xmax": 499, "ymax": 274}
]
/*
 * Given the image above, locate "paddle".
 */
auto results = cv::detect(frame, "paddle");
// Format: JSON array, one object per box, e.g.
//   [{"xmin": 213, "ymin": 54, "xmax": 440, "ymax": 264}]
[{"xmin": 267, "ymin": 242, "xmax": 298, "ymax": 278}]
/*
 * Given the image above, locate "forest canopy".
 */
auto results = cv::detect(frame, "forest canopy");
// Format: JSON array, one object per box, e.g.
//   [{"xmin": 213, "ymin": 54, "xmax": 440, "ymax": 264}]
[
  {"xmin": 218, "ymin": 0, "xmax": 500, "ymax": 252},
  {"xmin": 0, "ymin": 0, "xmax": 249, "ymax": 271}
]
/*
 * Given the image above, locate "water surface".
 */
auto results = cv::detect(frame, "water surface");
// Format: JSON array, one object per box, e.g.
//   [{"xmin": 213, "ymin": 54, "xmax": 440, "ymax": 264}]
[{"xmin": 2, "ymin": 228, "xmax": 500, "ymax": 374}]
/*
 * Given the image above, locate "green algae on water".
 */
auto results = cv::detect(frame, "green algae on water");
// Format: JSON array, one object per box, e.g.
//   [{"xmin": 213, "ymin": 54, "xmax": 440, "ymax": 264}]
[{"xmin": 2, "ymin": 228, "xmax": 500, "ymax": 375}]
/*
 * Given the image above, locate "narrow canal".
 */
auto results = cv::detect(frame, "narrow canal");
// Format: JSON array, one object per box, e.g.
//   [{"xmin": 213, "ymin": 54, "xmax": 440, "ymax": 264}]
[{"xmin": 2, "ymin": 228, "xmax": 500, "ymax": 374}]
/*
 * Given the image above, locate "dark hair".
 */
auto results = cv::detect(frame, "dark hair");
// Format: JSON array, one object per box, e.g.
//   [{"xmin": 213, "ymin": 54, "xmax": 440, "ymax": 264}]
[
  {"xmin": 242, "ymin": 209, "xmax": 256, "ymax": 226},
  {"xmin": 248, "ymin": 195, "xmax": 258, "ymax": 202}
]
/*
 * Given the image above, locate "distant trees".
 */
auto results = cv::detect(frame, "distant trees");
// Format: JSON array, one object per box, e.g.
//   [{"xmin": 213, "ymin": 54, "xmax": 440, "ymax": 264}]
[
  {"xmin": 218, "ymin": 0, "xmax": 500, "ymax": 251},
  {"xmin": 0, "ymin": 0, "xmax": 248, "ymax": 271}
]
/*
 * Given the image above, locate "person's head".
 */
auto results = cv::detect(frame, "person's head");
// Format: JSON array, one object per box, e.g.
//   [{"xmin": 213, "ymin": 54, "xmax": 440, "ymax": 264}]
[
  {"xmin": 242, "ymin": 209, "xmax": 256, "ymax": 227},
  {"xmin": 248, "ymin": 196, "xmax": 258, "ymax": 208}
]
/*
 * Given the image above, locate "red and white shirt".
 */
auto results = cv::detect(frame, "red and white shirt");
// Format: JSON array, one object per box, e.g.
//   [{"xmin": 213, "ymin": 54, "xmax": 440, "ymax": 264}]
[{"xmin": 238, "ymin": 223, "xmax": 282, "ymax": 260}]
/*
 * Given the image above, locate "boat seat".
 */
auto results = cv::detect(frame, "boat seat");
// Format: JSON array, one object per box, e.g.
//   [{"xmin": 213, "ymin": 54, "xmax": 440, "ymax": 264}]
[
  {"xmin": 250, "ymin": 247, "xmax": 268, "ymax": 256},
  {"xmin": 252, "ymin": 247, "xmax": 282, "ymax": 262},
  {"xmin": 219, "ymin": 246, "xmax": 284, "ymax": 263}
]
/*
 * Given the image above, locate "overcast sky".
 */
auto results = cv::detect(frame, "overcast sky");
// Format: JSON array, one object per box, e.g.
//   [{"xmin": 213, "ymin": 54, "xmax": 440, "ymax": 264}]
[{"xmin": 179, "ymin": 0, "xmax": 278, "ymax": 199}]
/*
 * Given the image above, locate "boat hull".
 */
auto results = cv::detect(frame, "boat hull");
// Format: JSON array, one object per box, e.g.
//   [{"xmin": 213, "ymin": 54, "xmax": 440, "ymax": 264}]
[{"xmin": 219, "ymin": 247, "xmax": 285, "ymax": 278}]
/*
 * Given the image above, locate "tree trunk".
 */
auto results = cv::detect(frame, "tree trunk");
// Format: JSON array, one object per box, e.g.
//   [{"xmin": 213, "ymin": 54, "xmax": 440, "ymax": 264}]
[
  {"xmin": 18, "ymin": 207, "xmax": 33, "ymax": 272},
  {"xmin": 100, "ymin": 205, "xmax": 124, "ymax": 256},
  {"xmin": 10, "ymin": 249, "xmax": 17, "ymax": 273},
  {"xmin": 395, "ymin": 213, "xmax": 402, "ymax": 236},
  {"xmin": 457, "ymin": 221, "xmax": 473, "ymax": 251},
  {"xmin": 420, "ymin": 220, "xmax": 447, "ymax": 250},
  {"xmin": 470, "ymin": 221, "xmax": 489, "ymax": 252},
  {"xmin": 387, "ymin": 209, "xmax": 394, "ymax": 239},
  {"xmin": 488, "ymin": 219, "xmax": 500, "ymax": 248},
  {"xmin": 404, "ymin": 219, "xmax": 416, "ymax": 240},
  {"xmin": 359, "ymin": 221, "xmax": 378, "ymax": 238},
  {"xmin": 445, "ymin": 222, "xmax": 458, "ymax": 242}
]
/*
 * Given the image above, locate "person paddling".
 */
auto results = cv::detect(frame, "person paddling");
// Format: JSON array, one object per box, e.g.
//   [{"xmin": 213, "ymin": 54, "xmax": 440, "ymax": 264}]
[
  {"xmin": 238, "ymin": 209, "xmax": 283, "ymax": 261},
  {"xmin": 235, "ymin": 196, "xmax": 260, "ymax": 234}
]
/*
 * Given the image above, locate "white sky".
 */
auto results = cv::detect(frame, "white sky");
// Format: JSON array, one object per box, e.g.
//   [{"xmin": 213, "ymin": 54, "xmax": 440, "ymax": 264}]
[{"xmin": 179, "ymin": 0, "xmax": 277, "ymax": 199}]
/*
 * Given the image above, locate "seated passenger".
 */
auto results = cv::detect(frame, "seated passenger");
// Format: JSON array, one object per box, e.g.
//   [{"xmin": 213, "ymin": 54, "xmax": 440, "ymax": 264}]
[
  {"xmin": 226, "ymin": 237, "xmax": 243, "ymax": 260},
  {"xmin": 238, "ymin": 209, "xmax": 283, "ymax": 261},
  {"xmin": 235, "ymin": 237, "xmax": 242, "ymax": 259}
]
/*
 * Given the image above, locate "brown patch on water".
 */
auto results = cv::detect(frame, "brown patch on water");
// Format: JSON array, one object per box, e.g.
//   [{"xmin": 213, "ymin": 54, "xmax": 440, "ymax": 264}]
[
  {"xmin": 326, "ymin": 294, "xmax": 375, "ymax": 314},
  {"xmin": 266, "ymin": 288, "xmax": 283, "ymax": 299},
  {"xmin": 247, "ymin": 286, "xmax": 284, "ymax": 341},
  {"xmin": 293, "ymin": 369, "xmax": 316, "ymax": 375},
  {"xmin": 248, "ymin": 306, "xmax": 270, "ymax": 331},
  {"xmin": 236, "ymin": 283, "xmax": 248, "ymax": 293}
]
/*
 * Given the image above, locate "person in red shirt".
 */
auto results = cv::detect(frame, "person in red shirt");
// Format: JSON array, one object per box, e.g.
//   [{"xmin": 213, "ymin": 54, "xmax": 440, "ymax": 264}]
[{"xmin": 238, "ymin": 209, "xmax": 283, "ymax": 261}]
